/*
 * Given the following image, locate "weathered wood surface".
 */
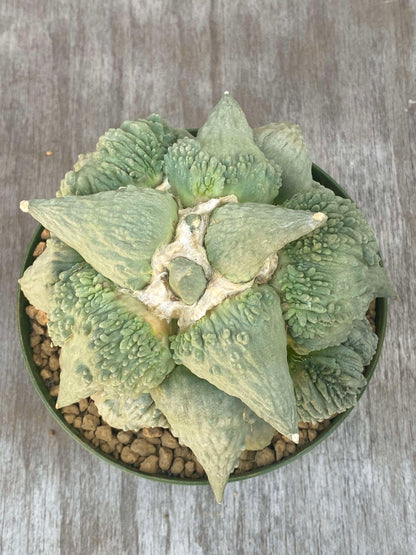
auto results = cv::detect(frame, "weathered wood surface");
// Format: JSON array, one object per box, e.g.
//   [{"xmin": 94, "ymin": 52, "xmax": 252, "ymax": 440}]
[{"xmin": 1, "ymin": 0, "xmax": 415, "ymax": 553}]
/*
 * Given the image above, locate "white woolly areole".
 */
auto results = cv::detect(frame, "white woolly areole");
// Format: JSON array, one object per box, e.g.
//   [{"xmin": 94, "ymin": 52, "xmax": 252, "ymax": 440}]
[
  {"xmin": 156, "ymin": 178, "xmax": 171, "ymax": 192},
  {"xmin": 289, "ymin": 433, "xmax": 299, "ymax": 444},
  {"xmin": 133, "ymin": 196, "xmax": 279, "ymax": 330}
]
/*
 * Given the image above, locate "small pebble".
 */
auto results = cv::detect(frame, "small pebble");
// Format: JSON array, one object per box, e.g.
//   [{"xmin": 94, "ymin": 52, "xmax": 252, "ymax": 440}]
[
  {"xmin": 159, "ymin": 447, "xmax": 173, "ymax": 471},
  {"xmin": 33, "ymin": 353, "xmax": 44, "ymax": 367},
  {"xmin": 236, "ymin": 461, "xmax": 255, "ymax": 473},
  {"xmin": 36, "ymin": 311, "xmax": 48, "ymax": 326},
  {"xmin": 298, "ymin": 421, "xmax": 309, "ymax": 429},
  {"xmin": 92, "ymin": 438, "xmax": 100, "ymax": 448},
  {"xmin": 83, "ymin": 430, "xmax": 95, "ymax": 441},
  {"xmin": 170, "ymin": 457, "xmax": 185, "ymax": 475},
  {"xmin": 161, "ymin": 430, "xmax": 179, "ymax": 449},
  {"xmin": 130, "ymin": 438, "xmax": 156, "ymax": 457},
  {"xmin": 141, "ymin": 427, "xmax": 163, "ymax": 439},
  {"xmin": 145, "ymin": 437, "xmax": 161, "ymax": 446},
  {"xmin": 192, "ymin": 456, "xmax": 205, "ymax": 476},
  {"xmin": 100, "ymin": 443, "xmax": 113, "ymax": 454},
  {"xmin": 61, "ymin": 404, "xmax": 79, "ymax": 416},
  {"xmin": 272, "ymin": 431, "xmax": 282, "ymax": 442},
  {"xmin": 274, "ymin": 440, "xmax": 286, "ymax": 461},
  {"xmin": 41, "ymin": 339, "xmax": 54, "ymax": 357},
  {"xmin": 174, "ymin": 446, "xmax": 191, "ymax": 460},
  {"xmin": 49, "ymin": 385, "xmax": 59, "ymax": 397},
  {"xmin": 41, "ymin": 229, "xmax": 51, "ymax": 240},
  {"xmin": 117, "ymin": 431, "xmax": 133, "ymax": 444},
  {"xmin": 286, "ymin": 443, "xmax": 296, "ymax": 454},
  {"xmin": 81, "ymin": 414, "xmax": 100, "ymax": 431},
  {"xmin": 46, "ymin": 150, "xmax": 53, "ymax": 156},
  {"xmin": 31, "ymin": 322, "xmax": 45, "ymax": 336},
  {"xmin": 64, "ymin": 414, "xmax": 76, "ymax": 424},
  {"xmin": 239, "ymin": 450, "xmax": 256, "ymax": 462},
  {"xmin": 73, "ymin": 417, "xmax": 82, "ymax": 428},
  {"xmin": 30, "ymin": 333, "xmax": 42, "ymax": 347},
  {"xmin": 87, "ymin": 402, "xmax": 99, "ymax": 416},
  {"xmin": 25, "ymin": 305, "xmax": 38, "ymax": 319},
  {"xmin": 48, "ymin": 354, "xmax": 60, "ymax": 371},
  {"xmin": 40, "ymin": 369, "xmax": 52, "ymax": 380},
  {"xmin": 33, "ymin": 242, "xmax": 47, "ymax": 257},
  {"xmin": 308, "ymin": 429, "xmax": 318, "ymax": 442},
  {"xmin": 184, "ymin": 461, "xmax": 195, "ymax": 478},
  {"xmin": 78, "ymin": 398, "xmax": 89, "ymax": 412},
  {"xmin": 107, "ymin": 437, "xmax": 120, "ymax": 450},
  {"xmin": 120, "ymin": 446, "xmax": 138, "ymax": 464},
  {"xmin": 255, "ymin": 447, "xmax": 275, "ymax": 467},
  {"xmin": 95, "ymin": 425, "xmax": 113, "ymax": 443},
  {"xmin": 140, "ymin": 455, "xmax": 159, "ymax": 474}
]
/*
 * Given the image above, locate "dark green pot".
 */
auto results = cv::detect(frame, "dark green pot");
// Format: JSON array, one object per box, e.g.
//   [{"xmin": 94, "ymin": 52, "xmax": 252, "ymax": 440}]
[{"xmin": 17, "ymin": 164, "xmax": 388, "ymax": 487}]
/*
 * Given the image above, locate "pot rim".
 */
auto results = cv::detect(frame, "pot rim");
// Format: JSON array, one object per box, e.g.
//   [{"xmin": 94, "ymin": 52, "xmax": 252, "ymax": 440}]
[{"xmin": 16, "ymin": 163, "xmax": 388, "ymax": 486}]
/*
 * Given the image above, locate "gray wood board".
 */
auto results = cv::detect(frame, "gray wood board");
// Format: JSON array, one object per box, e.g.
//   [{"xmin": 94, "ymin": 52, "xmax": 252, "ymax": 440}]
[{"xmin": 1, "ymin": 0, "xmax": 415, "ymax": 553}]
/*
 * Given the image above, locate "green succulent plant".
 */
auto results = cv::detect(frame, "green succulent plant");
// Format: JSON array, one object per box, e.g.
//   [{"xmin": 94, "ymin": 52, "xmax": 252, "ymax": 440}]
[{"xmin": 19, "ymin": 93, "xmax": 396, "ymax": 503}]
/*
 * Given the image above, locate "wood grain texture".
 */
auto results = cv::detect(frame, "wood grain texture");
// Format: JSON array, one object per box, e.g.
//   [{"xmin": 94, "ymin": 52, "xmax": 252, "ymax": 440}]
[{"xmin": 1, "ymin": 0, "xmax": 415, "ymax": 553}]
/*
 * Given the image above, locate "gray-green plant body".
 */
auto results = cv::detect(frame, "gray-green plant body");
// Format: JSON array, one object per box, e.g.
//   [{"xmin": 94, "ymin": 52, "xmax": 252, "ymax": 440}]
[
  {"xmin": 167, "ymin": 257, "xmax": 207, "ymax": 305},
  {"xmin": 164, "ymin": 94, "xmax": 282, "ymax": 207},
  {"xmin": 171, "ymin": 285, "xmax": 299, "ymax": 441},
  {"xmin": 152, "ymin": 365, "xmax": 273, "ymax": 503},
  {"xmin": 19, "ymin": 93, "xmax": 395, "ymax": 503},
  {"xmin": 254, "ymin": 122, "xmax": 313, "ymax": 201},
  {"xmin": 204, "ymin": 202, "xmax": 327, "ymax": 282}
]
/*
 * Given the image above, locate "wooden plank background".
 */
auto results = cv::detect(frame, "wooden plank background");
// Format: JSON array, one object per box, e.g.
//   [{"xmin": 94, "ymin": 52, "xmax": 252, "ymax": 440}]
[{"xmin": 1, "ymin": 0, "xmax": 415, "ymax": 553}]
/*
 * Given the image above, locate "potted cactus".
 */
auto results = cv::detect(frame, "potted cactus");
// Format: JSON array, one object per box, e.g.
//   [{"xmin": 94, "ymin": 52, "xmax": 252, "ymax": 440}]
[{"xmin": 18, "ymin": 93, "xmax": 395, "ymax": 503}]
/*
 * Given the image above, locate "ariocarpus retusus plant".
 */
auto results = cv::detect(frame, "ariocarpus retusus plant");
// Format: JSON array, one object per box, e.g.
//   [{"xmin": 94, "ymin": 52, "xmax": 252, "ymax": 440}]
[{"xmin": 19, "ymin": 93, "xmax": 395, "ymax": 502}]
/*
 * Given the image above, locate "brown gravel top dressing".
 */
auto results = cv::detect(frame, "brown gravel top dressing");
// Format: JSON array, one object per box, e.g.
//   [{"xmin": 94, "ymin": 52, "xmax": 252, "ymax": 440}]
[{"xmin": 25, "ymin": 230, "xmax": 376, "ymax": 481}]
